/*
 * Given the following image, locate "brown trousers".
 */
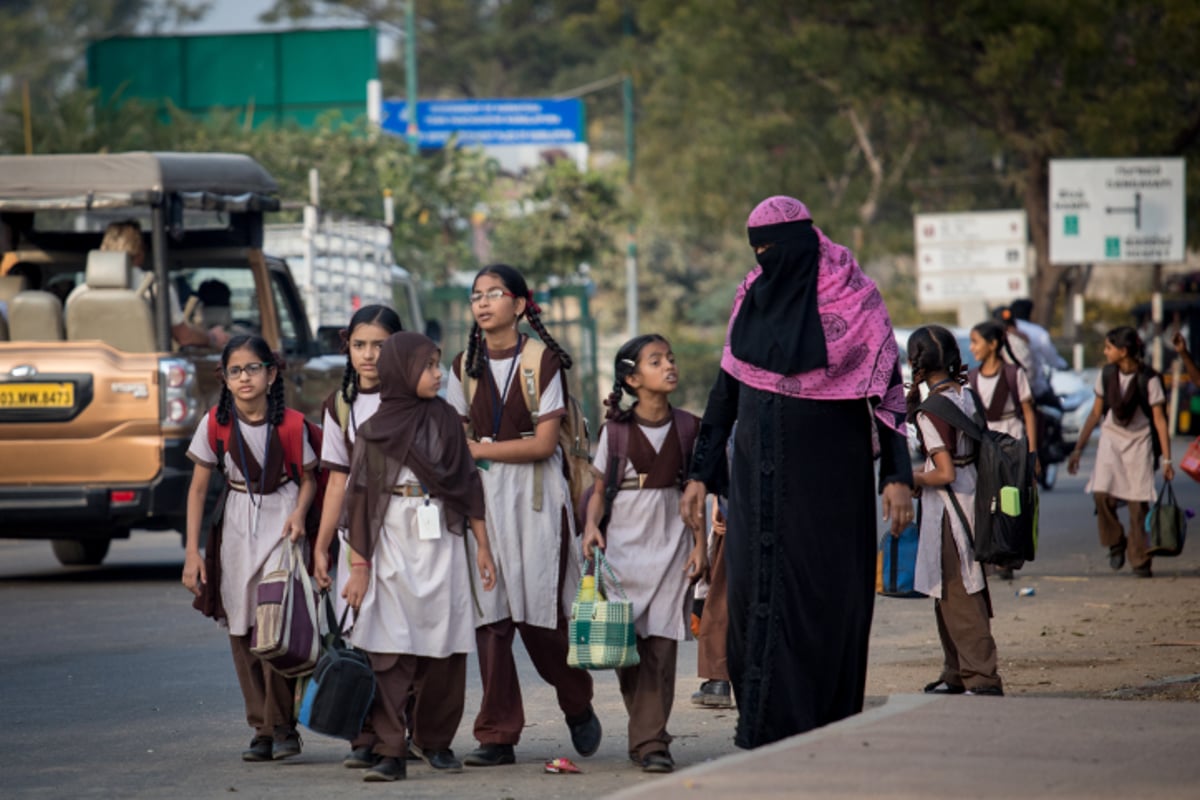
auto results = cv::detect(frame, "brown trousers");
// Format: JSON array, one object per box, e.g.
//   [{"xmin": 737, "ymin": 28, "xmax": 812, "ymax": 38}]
[
  {"xmin": 368, "ymin": 652, "xmax": 466, "ymax": 758},
  {"xmin": 473, "ymin": 615, "xmax": 594, "ymax": 745},
  {"xmin": 228, "ymin": 634, "xmax": 296, "ymax": 737},
  {"xmin": 934, "ymin": 514, "xmax": 1003, "ymax": 692},
  {"xmin": 697, "ymin": 533, "xmax": 729, "ymax": 681},
  {"xmin": 1093, "ymin": 492, "xmax": 1151, "ymax": 570},
  {"xmin": 617, "ymin": 636, "xmax": 678, "ymax": 760}
]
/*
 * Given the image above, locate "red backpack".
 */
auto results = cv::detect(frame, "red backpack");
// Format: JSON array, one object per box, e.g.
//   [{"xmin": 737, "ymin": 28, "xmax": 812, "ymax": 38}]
[{"xmin": 206, "ymin": 406, "xmax": 328, "ymax": 550}]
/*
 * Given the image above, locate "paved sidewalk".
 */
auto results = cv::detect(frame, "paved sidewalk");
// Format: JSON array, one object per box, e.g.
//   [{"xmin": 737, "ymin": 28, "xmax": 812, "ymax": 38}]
[{"xmin": 611, "ymin": 694, "xmax": 1200, "ymax": 799}]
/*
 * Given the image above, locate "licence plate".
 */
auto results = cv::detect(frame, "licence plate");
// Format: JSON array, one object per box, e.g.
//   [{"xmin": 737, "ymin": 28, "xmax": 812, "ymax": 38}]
[{"xmin": 0, "ymin": 382, "xmax": 75, "ymax": 409}]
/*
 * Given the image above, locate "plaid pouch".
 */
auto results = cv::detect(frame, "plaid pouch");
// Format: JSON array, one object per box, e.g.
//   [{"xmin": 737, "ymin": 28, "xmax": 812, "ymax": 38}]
[{"xmin": 568, "ymin": 550, "xmax": 639, "ymax": 670}]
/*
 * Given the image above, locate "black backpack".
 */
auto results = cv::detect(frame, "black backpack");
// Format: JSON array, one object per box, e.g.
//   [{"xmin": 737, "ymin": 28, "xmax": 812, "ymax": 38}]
[{"xmin": 920, "ymin": 390, "xmax": 1038, "ymax": 565}]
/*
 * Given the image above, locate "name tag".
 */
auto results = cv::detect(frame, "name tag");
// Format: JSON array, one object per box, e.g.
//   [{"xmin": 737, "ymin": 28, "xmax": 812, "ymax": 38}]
[{"xmin": 417, "ymin": 504, "xmax": 443, "ymax": 540}]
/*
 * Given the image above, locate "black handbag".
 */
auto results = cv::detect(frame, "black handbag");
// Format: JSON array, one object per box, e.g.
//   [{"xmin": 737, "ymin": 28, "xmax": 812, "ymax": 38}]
[
  {"xmin": 297, "ymin": 592, "xmax": 376, "ymax": 740},
  {"xmin": 1146, "ymin": 480, "xmax": 1187, "ymax": 557}
]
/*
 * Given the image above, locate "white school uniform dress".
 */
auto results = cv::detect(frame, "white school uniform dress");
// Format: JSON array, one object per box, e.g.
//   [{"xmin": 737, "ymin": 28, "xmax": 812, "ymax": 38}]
[
  {"xmin": 1086, "ymin": 371, "xmax": 1164, "ymax": 503},
  {"xmin": 591, "ymin": 420, "xmax": 692, "ymax": 641},
  {"xmin": 975, "ymin": 367, "xmax": 1033, "ymax": 440},
  {"xmin": 187, "ymin": 413, "xmax": 317, "ymax": 636},
  {"xmin": 446, "ymin": 351, "xmax": 580, "ymax": 630},
  {"xmin": 913, "ymin": 388, "xmax": 986, "ymax": 599},
  {"xmin": 348, "ymin": 466, "xmax": 476, "ymax": 658},
  {"xmin": 320, "ymin": 388, "xmax": 382, "ymax": 624}
]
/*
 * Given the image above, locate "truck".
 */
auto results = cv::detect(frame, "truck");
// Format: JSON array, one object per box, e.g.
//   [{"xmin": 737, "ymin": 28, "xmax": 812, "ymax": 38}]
[{"xmin": 0, "ymin": 152, "xmax": 352, "ymax": 566}]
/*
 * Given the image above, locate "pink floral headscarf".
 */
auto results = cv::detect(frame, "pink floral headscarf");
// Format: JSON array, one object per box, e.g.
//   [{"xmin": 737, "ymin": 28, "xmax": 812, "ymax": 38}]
[{"xmin": 721, "ymin": 196, "xmax": 906, "ymax": 441}]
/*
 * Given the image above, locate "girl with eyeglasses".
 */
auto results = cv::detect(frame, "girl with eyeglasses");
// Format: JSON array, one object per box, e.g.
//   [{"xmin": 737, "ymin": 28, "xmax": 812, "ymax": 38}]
[
  {"xmin": 181, "ymin": 334, "xmax": 318, "ymax": 762},
  {"xmin": 445, "ymin": 264, "xmax": 599, "ymax": 768}
]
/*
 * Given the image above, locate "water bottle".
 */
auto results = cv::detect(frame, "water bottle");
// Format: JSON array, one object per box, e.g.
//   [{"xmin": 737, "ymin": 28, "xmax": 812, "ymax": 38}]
[{"xmin": 1016, "ymin": 587, "xmax": 1035, "ymax": 597}]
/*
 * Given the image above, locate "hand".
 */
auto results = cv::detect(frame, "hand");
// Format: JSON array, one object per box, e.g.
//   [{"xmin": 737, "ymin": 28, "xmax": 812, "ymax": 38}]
[
  {"xmin": 313, "ymin": 548, "xmax": 332, "ymax": 590},
  {"xmin": 476, "ymin": 545, "xmax": 497, "ymax": 592},
  {"xmin": 208, "ymin": 326, "xmax": 231, "ymax": 350},
  {"xmin": 1174, "ymin": 331, "xmax": 1189, "ymax": 356},
  {"xmin": 1067, "ymin": 450, "xmax": 1082, "ymax": 475},
  {"xmin": 680, "ymin": 480, "xmax": 707, "ymax": 533},
  {"xmin": 182, "ymin": 550, "xmax": 206, "ymax": 597},
  {"xmin": 342, "ymin": 566, "xmax": 369, "ymax": 612},
  {"xmin": 685, "ymin": 542, "xmax": 709, "ymax": 583},
  {"xmin": 711, "ymin": 499, "xmax": 727, "ymax": 536},
  {"xmin": 1164, "ymin": 462, "xmax": 1176, "ymax": 481},
  {"xmin": 283, "ymin": 510, "xmax": 306, "ymax": 542},
  {"xmin": 881, "ymin": 482, "xmax": 915, "ymax": 537},
  {"xmin": 582, "ymin": 524, "xmax": 605, "ymax": 560}
]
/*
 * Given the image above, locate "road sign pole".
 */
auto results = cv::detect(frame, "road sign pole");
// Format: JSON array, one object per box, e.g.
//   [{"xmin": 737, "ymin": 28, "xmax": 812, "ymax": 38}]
[
  {"xmin": 1073, "ymin": 287, "xmax": 1086, "ymax": 372},
  {"xmin": 405, "ymin": 2, "xmax": 419, "ymax": 152}
]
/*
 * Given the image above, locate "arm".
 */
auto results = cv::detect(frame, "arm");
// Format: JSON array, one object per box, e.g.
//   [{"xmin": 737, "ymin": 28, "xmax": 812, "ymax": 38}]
[
  {"xmin": 469, "ymin": 517, "xmax": 497, "ymax": 591},
  {"xmin": 684, "ymin": 507, "xmax": 708, "ymax": 582},
  {"xmin": 1067, "ymin": 395, "xmax": 1105, "ymax": 474},
  {"xmin": 582, "ymin": 472, "xmax": 606, "ymax": 559},
  {"xmin": 914, "ymin": 450, "xmax": 956, "ymax": 489},
  {"xmin": 182, "ymin": 463, "xmax": 212, "ymax": 596},
  {"xmin": 312, "ymin": 474, "xmax": 347, "ymax": 588},
  {"xmin": 1152, "ymin": 403, "xmax": 1175, "ymax": 481},
  {"xmin": 1021, "ymin": 399, "xmax": 1039, "ymax": 454},
  {"xmin": 1173, "ymin": 332, "xmax": 1200, "ymax": 385},
  {"xmin": 283, "ymin": 468, "xmax": 317, "ymax": 542},
  {"xmin": 341, "ymin": 545, "xmax": 371, "ymax": 612},
  {"xmin": 468, "ymin": 416, "xmax": 562, "ymax": 463},
  {"xmin": 682, "ymin": 369, "xmax": 740, "ymax": 531},
  {"xmin": 876, "ymin": 370, "xmax": 915, "ymax": 536}
]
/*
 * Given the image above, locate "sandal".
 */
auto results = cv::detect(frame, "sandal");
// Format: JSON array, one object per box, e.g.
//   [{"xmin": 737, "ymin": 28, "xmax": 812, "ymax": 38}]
[{"xmin": 640, "ymin": 751, "xmax": 675, "ymax": 773}]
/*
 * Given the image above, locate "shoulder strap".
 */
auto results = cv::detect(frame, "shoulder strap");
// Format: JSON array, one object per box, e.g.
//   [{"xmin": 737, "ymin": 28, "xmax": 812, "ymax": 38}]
[
  {"xmin": 598, "ymin": 421, "xmax": 631, "ymax": 534},
  {"xmin": 519, "ymin": 337, "xmax": 547, "ymax": 425},
  {"xmin": 940, "ymin": 488, "xmax": 977, "ymax": 551},
  {"xmin": 920, "ymin": 392, "xmax": 987, "ymax": 443},
  {"xmin": 277, "ymin": 409, "xmax": 309, "ymax": 482},
  {"xmin": 1100, "ymin": 364, "xmax": 1117, "ymax": 415}
]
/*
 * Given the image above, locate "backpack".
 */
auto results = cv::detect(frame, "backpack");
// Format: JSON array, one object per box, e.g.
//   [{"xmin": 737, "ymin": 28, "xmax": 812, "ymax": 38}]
[
  {"xmin": 577, "ymin": 409, "xmax": 699, "ymax": 535},
  {"xmin": 919, "ymin": 390, "xmax": 1038, "ymax": 566},
  {"xmin": 207, "ymin": 406, "xmax": 328, "ymax": 550},
  {"xmin": 1099, "ymin": 363, "xmax": 1162, "ymax": 468},
  {"xmin": 462, "ymin": 337, "xmax": 591, "ymax": 514}
]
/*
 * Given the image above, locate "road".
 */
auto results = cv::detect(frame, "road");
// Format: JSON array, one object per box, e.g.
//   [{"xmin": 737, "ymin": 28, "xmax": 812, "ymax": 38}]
[{"xmin": 1, "ymin": 446, "xmax": 1197, "ymax": 798}]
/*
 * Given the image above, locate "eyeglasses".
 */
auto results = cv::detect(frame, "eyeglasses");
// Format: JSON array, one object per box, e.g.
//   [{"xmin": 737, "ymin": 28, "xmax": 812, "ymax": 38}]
[
  {"xmin": 469, "ymin": 288, "xmax": 516, "ymax": 304},
  {"xmin": 224, "ymin": 362, "xmax": 270, "ymax": 379}
]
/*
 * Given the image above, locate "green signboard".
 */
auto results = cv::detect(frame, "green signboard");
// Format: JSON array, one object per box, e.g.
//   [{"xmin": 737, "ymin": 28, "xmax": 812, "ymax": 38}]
[{"xmin": 87, "ymin": 28, "xmax": 377, "ymax": 127}]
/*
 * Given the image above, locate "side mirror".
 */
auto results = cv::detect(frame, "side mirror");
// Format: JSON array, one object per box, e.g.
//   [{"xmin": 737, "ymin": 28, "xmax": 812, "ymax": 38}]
[
  {"xmin": 314, "ymin": 325, "xmax": 344, "ymax": 356},
  {"xmin": 424, "ymin": 318, "xmax": 442, "ymax": 345}
]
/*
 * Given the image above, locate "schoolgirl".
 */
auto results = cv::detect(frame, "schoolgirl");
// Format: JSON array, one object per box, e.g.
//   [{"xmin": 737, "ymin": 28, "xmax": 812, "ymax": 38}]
[
  {"xmin": 182, "ymin": 335, "xmax": 318, "ymax": 761},
  {"xmin": 582, "ymin": 334, "xmax": 705, "ymax": 773},
  {"xmin": 341, "ymin": 332, "xmax": 497, "ymax": 781},
  {"xmin": 907, "ymin": 326, "xmax": 1004, "ymax": 697},
  {"xmin": 1068, "ymin": 327, "xmax": 1173, "ymax": 578},
  {"xmin": 446, "ymin": 263, "xmax": 599, "ymax": 767},
  {"xmin": 311, "ymin": 304, "xmax": 403, "ymax": 769}
]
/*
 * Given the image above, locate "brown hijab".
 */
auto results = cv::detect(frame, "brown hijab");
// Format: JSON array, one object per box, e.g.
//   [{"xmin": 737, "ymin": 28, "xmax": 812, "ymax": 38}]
[{"xmin": 345, "ymin": 332, "xmax": 485, "ymax": 560}]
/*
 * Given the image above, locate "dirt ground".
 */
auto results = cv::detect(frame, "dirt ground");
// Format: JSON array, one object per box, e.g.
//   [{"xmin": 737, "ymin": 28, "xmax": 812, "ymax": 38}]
[{"xmin": 865, "ymin": 565, "xmax": 1200, "ymax": 703}]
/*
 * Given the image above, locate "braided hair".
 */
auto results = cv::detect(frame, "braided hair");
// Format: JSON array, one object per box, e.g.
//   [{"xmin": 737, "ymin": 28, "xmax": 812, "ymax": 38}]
[
  {"xmin": 971, "ymin": 319, "xmax": 1023, "ymax": 370},
  {"xmin": 340, "ymin": 304, "xmax": 404, "ymax": 404},
  {"xmin": 905, "ymin": 325, "xmax": 967, "ymax": 423},
  {"xmin": 465, "ymin": 264, "xmax": 573, "ymax": 379},
  {"xmin": 604, "ymin": 334, "xmax": 669, "ymax": 422},
  {"xmin": 216, "ymin": 334, "xmax": 285, "ymax": 426}
]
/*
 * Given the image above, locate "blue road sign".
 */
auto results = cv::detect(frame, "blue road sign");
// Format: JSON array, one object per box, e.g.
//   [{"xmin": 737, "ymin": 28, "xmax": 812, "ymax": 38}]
[{"xmin": 380, "ymin": 98, "xmax": 585, "ymax": 148}]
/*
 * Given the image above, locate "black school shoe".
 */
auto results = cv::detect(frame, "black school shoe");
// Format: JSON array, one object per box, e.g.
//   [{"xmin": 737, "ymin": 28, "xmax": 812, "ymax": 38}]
[
  {"xmin": 923, "ymin": 680, "xmax": 966, "ymax": 695},
  {"xmin": 1109, "ymin": 544, "xmax": 1126, "ymax": 571},
  {"xmin": 1133, "ymin": 565, "xmax": 1153, "ymax": 578},
  {"xmin": 964, "ymin": 685, "xmax": 1005, "ymax": 696},
  {"xmin": 343, "ymin": 745, "xmax": 381, "ymax": 769},
  {"xmin": 566, "ymin": 706, "xmax": 602, "ymax": 757},
  {"xmin": 363, "ymin": 757, "xmax": 407, "ymax": 782},
  {"xmin": 463, "ymin": 743, "xmax": 516, "ymax": 767},
  {"xmin": 241, "ymin": 735, "xmax": 273, "ymax": 762},
  {"xmin": 422, "ymin": 748, "xmax": 464, "ymax": 773},
  {"xmin": 640, "ymin": 751, "xmax": 675, "ymax": 773},
  {"xmin": 691, "ymin": 679, "xmax": 734, "ymax": 708}
]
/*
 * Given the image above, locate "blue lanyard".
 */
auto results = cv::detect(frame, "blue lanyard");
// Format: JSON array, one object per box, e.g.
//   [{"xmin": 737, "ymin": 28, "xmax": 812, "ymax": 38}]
[{"xmin": 486, "ymin": 335, "xmax": 523, "ymax": 439}]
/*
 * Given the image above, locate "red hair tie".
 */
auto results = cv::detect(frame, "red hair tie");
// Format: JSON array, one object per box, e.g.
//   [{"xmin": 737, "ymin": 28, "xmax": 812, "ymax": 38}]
[{"xmin": 526, "ymin": 292, "xmax": 542, "ymax": 315}]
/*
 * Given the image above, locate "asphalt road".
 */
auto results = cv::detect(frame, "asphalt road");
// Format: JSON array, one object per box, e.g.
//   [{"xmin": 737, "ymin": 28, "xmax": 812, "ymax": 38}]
[{"xmin": 1, "ymin": 444, "xmax": 1196, "ymax": 799}]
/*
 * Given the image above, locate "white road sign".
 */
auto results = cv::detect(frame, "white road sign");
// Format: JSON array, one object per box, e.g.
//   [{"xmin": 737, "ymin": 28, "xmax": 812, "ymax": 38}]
[
  {"xmin": 1049, "ymin": 158, "xmax": 1186, "ymax": 265},
  {"xmin": 914, "ymin": 210, "xmax": 1029, "ymax": 311}
]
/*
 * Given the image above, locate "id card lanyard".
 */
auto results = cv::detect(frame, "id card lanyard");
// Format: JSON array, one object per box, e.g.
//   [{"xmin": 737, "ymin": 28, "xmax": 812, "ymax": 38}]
[
  {"xmin": 235, "ymin": 421, "xmax": 271, "ymax": 539},
  {"xmin": 484, "ymin": 334, "xmax": 523, "ymax": 443}
]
